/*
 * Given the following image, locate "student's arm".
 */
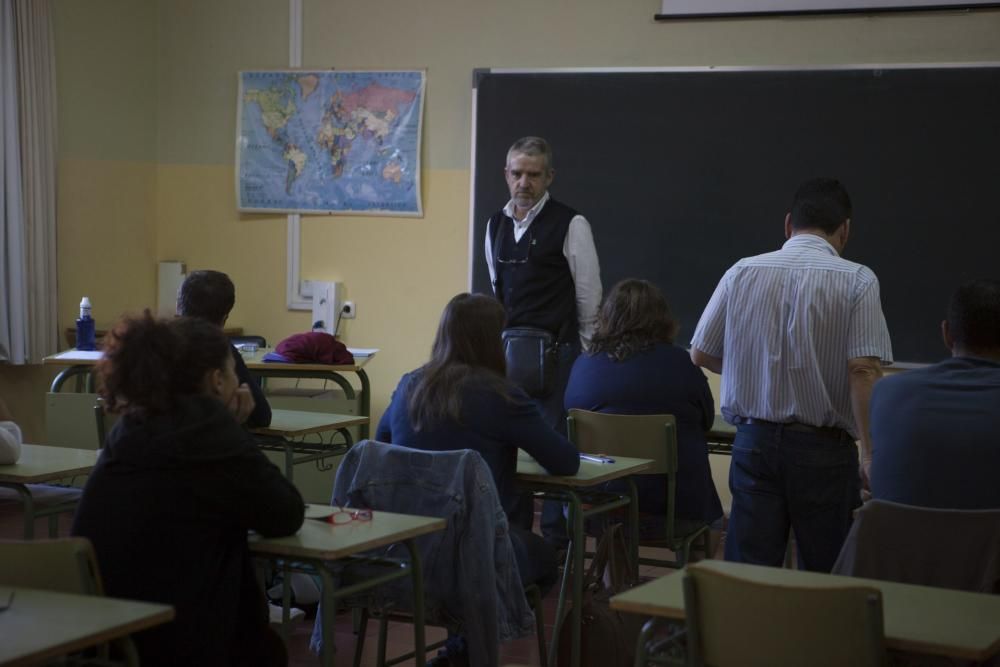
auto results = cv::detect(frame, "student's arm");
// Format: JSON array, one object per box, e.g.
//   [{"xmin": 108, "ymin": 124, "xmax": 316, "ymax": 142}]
[
  {"xmin": 689, "ymin": 358, "xmax": 716, "ymax": 432},
  {"xmin": 501, "ymin": 390, "xmax": 580, "ymax": 476},
  {"xmin": 375, "ymin": 407, "xmax": 392, "ymax": 442},
  {"xmin": 0, "ymin": 398, "xmax": 22, "ymax": 465},
  {"xmin": 211, "ymin": 433, "xmax": 305, "ymax": 538},
  {"xmin": 232, "ymin": 347, "xmax": 271, "ymax": 428},
  {"xmin": 848, "ymin": 356, "xmax": 883, "ymax": 490}
]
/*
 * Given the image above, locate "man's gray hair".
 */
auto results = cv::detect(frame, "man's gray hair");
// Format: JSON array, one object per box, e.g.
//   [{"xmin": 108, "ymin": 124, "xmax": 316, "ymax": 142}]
[{"xmin": 507, "ymin": 136, "xmax": 553, "ymax": 171}]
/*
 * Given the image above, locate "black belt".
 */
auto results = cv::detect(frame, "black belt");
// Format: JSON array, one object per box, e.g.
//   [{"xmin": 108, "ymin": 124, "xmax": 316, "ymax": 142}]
[{"xmin": 735, "ymin": 417, "xmax": 851, "ymax": 440}]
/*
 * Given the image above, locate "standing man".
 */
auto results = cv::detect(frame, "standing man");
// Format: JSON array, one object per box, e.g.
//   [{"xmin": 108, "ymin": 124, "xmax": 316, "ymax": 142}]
[
  {"xmin": 690, "ymin": 178, "xmax": 892, "ymax": 572},
  {"xmin": 486, "ymin": 136, "xmax": 602, "ymax": 544},
  {"xmin": 177, "ymin": 270, "xmax": 271, "ymax": 428}
]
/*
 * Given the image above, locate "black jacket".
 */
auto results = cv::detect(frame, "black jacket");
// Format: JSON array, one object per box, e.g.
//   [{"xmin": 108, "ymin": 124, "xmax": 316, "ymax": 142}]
[{"xmin": 72, "ymin": 395, "xmax": 304, "ymax": 666}]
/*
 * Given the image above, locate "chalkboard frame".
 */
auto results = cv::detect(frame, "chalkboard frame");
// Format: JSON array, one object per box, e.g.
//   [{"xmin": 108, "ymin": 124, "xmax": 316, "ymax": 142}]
[{"xmin": 468, "ymin": 64, "xmax": 1000, "ymax": 366}]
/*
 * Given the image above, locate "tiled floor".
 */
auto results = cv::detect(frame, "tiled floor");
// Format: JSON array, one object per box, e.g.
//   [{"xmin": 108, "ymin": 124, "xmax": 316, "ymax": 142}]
[{"xmin": 0, "ymin": 502, "xmax": 722, "ymax": 667}]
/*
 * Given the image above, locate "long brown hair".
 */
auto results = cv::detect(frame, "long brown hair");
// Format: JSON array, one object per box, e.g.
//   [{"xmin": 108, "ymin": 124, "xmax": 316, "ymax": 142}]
[
  {"xmin": 98, "ymin": 311, "xmax": 232, "ymax": 415},
  {"xmin": 589, "ymin": 279, "xmax": 679, "ymax": 362},
  {"xmin": 407, "ymin": 293, "xmax": 510, "ymax": 430}
]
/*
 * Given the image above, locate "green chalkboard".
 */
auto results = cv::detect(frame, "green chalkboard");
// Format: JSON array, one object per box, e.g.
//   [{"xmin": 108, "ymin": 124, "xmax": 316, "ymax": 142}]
[{"xmin": 471, "ymin": 66, "xmax": 1000, "ymax": 364}]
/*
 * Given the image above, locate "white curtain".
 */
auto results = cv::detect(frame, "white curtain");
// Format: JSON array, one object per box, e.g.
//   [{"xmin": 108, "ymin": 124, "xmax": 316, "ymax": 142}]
[{"xmin": 0, "ymin": 0, "xmax": 58, "ymax": 364}]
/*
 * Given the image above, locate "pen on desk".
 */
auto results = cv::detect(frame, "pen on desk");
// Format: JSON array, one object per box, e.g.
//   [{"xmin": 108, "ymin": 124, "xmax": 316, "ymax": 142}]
[{"xmin": 580, "ymin": 453, "xmax": 615, "ymax": 464}]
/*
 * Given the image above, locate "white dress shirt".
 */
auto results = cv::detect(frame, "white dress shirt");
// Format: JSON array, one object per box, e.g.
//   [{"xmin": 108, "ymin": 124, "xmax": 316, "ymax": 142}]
[
  {"xmin": 691, "ymin": 233, "xmax": 893, "ymax": 434},
  {"xmin": 485, "ymin": 192, "xmax": 602, "ymax": 349}
]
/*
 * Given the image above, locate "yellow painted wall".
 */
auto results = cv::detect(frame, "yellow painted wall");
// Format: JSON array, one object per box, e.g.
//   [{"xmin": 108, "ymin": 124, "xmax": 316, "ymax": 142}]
[{"xmin": 5, "ymin": 0, "xmax": 999, "ymax": 451}]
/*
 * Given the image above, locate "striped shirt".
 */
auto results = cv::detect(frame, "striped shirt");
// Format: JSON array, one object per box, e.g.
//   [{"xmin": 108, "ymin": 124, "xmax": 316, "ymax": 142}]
[{"xmin": 691, "ymin": 233, "xmax": 893, "ymax": 435}]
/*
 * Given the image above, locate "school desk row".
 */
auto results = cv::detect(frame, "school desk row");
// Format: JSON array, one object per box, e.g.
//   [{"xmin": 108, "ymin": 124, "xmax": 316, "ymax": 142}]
[{"xmin": 1, "ymin": 443, "xmax": 649, "ymax": 667}]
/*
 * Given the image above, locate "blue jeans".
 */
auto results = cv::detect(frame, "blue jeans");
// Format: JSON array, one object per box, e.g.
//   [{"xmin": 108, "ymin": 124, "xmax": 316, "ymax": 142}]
[{"xmin": 724, "ymin": 423, "xmax": 862, "ymax": 572}]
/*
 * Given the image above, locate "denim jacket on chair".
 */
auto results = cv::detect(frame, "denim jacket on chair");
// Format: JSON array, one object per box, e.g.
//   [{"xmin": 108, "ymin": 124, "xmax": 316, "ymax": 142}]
[{"xmin": 309, "ymin": 440, "xmax": 534, "ymax": 667}]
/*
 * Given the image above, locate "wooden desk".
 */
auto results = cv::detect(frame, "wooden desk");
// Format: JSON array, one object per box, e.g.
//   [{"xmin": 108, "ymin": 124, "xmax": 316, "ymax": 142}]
[
  {"xmin": 252, "ymin": 409, "xmax": 369, "ymax": 480},
  {"xmin": 244, "ymin": 348, "xmax": 374, "ymax": 440},
  {"xmin": 0, "ymin": 586, "xmax": 173, "ymax": 666},
  {"xmin": 611, "ymin": 560, "xmax": 1000, "ymax": 662},
  {"xmin": 44, "ymin": 348, "xmax": 375, "ymax": 441},
  {"xmin": 250, "ymin": 510, "xmax": 446, "ymax": 667},
  {"xmin": 517, "ymin": 454, "xmax": 653, "ymax": 667},
  {"xmin": 705, "ymin": 415, "xmax": 736, "ymax": 455},
  {"xmin": 0, "ymin": 444, "xmax": 99, "ymax": 539}
]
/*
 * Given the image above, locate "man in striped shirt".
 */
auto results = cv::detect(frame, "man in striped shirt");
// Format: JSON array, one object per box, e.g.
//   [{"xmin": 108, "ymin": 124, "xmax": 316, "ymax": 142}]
[{"xmin": 690, "ymin": 178, "xmax": 893, "ymax": 572}]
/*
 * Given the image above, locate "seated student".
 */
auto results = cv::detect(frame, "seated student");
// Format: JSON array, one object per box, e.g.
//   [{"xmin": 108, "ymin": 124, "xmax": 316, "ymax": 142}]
[
  {"xmin": 870, "ymin": 278, "xmax": 1000, "ymax": 509},
  {"xmin": 0, "ymin": 396, "xmax": 22, "ymax": 464},
  {"xmin": 177, "ymin": 269, "xmax": 271, "ymax": 427},
  {"xmin": 564, "ymin": 279, "xmax": 723, "ymax": 535},
  {"xmin": 376, "ymin": 292, "xmax": 580, "ymax": 590},
  {"xmin": 71, "ymin": 313, "xmax": 304, "ymax": 667}
]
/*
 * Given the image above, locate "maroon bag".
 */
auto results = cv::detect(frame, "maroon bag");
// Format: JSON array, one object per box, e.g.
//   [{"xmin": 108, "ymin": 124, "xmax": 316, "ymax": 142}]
[{"xmin": 274, "ymin": 332, "xmax": 354, "ymax": 365}]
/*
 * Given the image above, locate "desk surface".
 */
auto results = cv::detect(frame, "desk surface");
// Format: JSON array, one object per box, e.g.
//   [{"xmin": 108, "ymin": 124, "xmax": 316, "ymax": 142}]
[
  {"xmin": 252, "ymin": 409, "xmax": 368, "ymax": 438},
  {"xmin": 248, "ymin": 509, "xmax": 445, "ymax": 561},
  {"xmin": 610, "ymin": 560, "xmax": 1000, "ymax": 661},
  {"xmin": 516, "ymin": 453, "xmax": 653, "ymax": 487},
  {"xmin": 43, "ymin": 347, "xmax": 374, "ymax": 372},
  {"xmin": 243, "ymin": 348, "xmax": 372, "ymax": 372},
  {"xmin": 0, "ymin": 587, "xmax": 174, "ymax": 667},
  {"xmin": 0, "ymin": 444, "xmax": 99, "ymax": 484}
]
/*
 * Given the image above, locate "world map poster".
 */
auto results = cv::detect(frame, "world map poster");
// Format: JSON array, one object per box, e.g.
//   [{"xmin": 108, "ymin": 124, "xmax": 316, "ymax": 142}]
[{"xmin": 236, "ymin": 70, "xmax": 425, "ymax": 215}]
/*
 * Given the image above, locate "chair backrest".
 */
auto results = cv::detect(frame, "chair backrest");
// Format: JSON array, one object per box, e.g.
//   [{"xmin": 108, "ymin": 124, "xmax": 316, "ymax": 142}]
[
  {"xmin": 0, "ymin": 537, "xmax": 104, "ymax": 595},
  {"xmin": 566, "ymin": 409, "xmax": 677, "ymax": 476},
  {"xmin": 833, "ymin": 499, "xmax": 1000, "ymax": 594},
  {"xmin": 93, "ymin": 397, "xmax": 119, "ymax": 449},
  {"xmin": 684, "ymin": 563, "xmax": 886, "ymax": 667}
]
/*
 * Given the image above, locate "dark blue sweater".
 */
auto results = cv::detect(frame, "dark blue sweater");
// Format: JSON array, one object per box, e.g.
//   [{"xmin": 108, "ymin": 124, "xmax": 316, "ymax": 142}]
[
  {"xmin": 870, "ymin": 356, "xmax": 1000, "ymax": 509},
  {"xmin": 564, "ymin": 342, "xmax": 723, "ymax": 523},
  {"xmin": 376, "ymin": 368, "xmax": 580, "ymax": 515}
]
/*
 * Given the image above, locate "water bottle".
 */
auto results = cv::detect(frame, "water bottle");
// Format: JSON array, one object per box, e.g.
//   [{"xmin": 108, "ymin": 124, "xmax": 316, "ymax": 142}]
[{"xmin": 76, "ymin": 297, "xmax": 96, "ymax": 351}]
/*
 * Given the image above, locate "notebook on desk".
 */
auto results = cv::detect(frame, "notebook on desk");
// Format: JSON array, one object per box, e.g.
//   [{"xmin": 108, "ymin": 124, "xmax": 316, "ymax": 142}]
[{"xmin": 346, "ymin": 348, "xmax": 378, "ymax": 358}]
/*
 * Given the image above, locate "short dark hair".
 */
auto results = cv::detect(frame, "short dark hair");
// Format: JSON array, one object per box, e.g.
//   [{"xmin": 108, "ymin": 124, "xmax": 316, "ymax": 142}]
[
  {"xmin": 590, "ymin": 279, "xmax": 679, "ymax": 362},
  {"xmin": 177, "ymin": 270, "xmax": 235, "ymax": 326},
  {"xmin": 947, "ymin": 279, "xmax": 1000, "ymax": 352},
  {"xmin": 407, "ymin": 293, "xmax": 510, "ymax": 430},
  {"xmin": 789, "ymin": 178, "xmax": 853, "ymax": 235},
  {"xmin": 98, "ymin": 311, "xmax": 233, "ymax": 415},
  {"xmin": 507, "ymin": 136, "xmax": 554, "ymax": 171}
]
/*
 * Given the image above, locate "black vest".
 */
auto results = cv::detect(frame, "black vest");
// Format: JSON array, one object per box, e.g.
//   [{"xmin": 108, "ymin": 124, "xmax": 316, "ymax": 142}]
[{"xmin": 489, "ymin": 198, "xmax": 577, "ymax": 341}]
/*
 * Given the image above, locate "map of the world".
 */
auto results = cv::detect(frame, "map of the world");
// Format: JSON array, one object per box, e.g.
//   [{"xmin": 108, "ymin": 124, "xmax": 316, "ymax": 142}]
[{"xmin": 236, "ymin": 70, "xmax": 425, "ymax": 215}]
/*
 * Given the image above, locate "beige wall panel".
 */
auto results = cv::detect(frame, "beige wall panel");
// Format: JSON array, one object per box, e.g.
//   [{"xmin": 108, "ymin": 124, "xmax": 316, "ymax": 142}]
[
  {"xmin": 54, "ymin": 0, "xmax": 157, "ymax": 162},
  {"xmin": 0, "ymin": 366, "xmax": 61, "ymax": 444},
  {"xmin": 57, "ymin": 159, "xmax": 158, "ymax": 333},
  {"xmin": 156, "ymin": 0, "xmax": 288, "ymax": 165}
]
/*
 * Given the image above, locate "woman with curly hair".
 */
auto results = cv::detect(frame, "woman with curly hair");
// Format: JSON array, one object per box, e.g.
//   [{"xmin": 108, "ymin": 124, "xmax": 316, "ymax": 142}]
[
  {"xmin": 72, "ymin": 312, "xmax": 304, "ymax": 667},
  {"xmin": 565, "ymin": 279, "xmax": 722, "ymax": 535}
]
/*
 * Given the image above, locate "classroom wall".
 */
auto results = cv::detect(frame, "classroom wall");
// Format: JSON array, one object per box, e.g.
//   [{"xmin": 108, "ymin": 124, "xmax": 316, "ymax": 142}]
[{"xmin": 4, "ymin": 0, "xmax": 998, "ymax": 451}]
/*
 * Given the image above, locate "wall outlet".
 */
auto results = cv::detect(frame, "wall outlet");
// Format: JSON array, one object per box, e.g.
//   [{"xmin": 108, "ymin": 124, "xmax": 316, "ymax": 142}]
[
  {"xmin": 300, "ymin": 280, "xmax": 314, "ymax": 299},
  {"xmin": 341, "ymin": 301, "xmax": 356, "ymax": 319}
]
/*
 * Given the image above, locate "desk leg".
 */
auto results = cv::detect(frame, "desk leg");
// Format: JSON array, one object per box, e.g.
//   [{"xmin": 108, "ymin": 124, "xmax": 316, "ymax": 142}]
[
  {"xmin": 403, "ymin": 539, "xmax": 427, "ymax": 667},
  {"xmin": 283, "ymin": 441, "xmax": 295, "ymax": 481},
  {"xmin": 2, "ymin": 484, "xmax": 36, "ymax": 539},
  {"xmin": 627, "ymin": 478, "xmax": 640, "ymax": 581},
  {"xmin": 318, "ymin": 567, "xmax": 338, "ymax": 667},
  {"xmin": 357, "ymin": 369, "xmax": 371, "ymax": 441},
  {"xmin": 547, "ymin": 490, "xmax": 584, "ymax": 667}
]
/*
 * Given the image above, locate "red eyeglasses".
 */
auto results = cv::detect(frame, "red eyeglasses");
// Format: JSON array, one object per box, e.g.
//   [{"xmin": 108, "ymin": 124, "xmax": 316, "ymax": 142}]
[{"xmin": 325, "ymin": 507, "xmax": 373, "ymax": 525}]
